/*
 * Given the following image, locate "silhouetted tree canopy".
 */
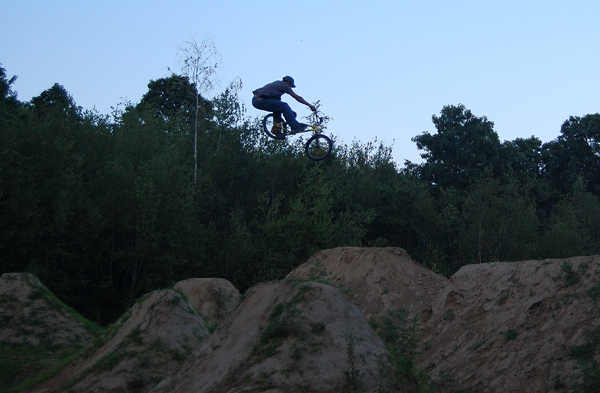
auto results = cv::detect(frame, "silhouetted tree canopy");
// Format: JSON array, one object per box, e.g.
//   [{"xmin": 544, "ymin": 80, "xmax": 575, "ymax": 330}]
[{"xmin": 1, "ymin": 63, "xmax": 599, "ymax": 325}]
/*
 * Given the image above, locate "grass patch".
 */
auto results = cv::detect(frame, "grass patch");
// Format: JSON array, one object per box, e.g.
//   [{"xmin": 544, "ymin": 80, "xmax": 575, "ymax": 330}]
[
  {"xmin": 570, "ymin": 326, "xmax": 600, "ymax": 392},
  {"xmin": 342, "ymin": 330, "xmax": 364, "ymax": 392},
  {"xmin": 0, "ymin": 341, "xmax": 88, "ymax": 393},
  {"xmin": 125, "ymin": 326, "xmax": 144, "ymax": 346},
  {"xmin": 0, "ymin": 273, "xmax": 105, "ymax": 393},
  {"xmin": 503, "ymin": 329, "xmax": 518, "ymax": 341},
  {"xmin": 558, "ymin": 262, "xmax": 580, "ymax": 287}
]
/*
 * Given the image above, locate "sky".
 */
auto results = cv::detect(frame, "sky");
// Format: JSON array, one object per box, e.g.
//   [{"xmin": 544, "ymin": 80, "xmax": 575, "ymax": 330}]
[{"xmin": 2, "ymin": 0, "xmax": 599, "ymax": 166}]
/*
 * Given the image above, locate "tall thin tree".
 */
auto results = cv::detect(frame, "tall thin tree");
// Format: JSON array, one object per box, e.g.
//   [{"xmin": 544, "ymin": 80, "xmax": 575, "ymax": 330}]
[{"xmin": 177, "ymin": 36, "xmax": 221, "ymax": 184}]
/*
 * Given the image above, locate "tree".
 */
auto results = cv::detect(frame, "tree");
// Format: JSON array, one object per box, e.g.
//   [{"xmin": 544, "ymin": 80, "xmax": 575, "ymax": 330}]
[
  {"xmin": 540, "ymin": 177, "xmax": 600, "ymax": 258},
  {"xmin": 0, "ymin": 63, "xmax": 18, "ymax": 103},
  {"xmin": 541, "ymin": 114, "xmax": 600, "ymax": 197},
  {"xmin": 31, "ymin": 83, "xmax": 82, "ymax": 121},
  {"xmin": 412, "ymin": 104, "xmax": 504, "ymax": 189},
  {"xmin": 177, "ymin": 36, "xmax": 221, "ymax": 184},
  {"xmin": 138, "ymin": 74, "xmax": 199, "ymax": 130},
  {"xmin": 502, "ymin": 136, "xmax": 543, "ymax": 180}
]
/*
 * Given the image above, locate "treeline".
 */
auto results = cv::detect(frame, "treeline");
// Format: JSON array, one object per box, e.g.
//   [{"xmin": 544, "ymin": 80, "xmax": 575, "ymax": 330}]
[{"xmin": 1, "ymin": 64, "xmax": 600, "ymax": 325}]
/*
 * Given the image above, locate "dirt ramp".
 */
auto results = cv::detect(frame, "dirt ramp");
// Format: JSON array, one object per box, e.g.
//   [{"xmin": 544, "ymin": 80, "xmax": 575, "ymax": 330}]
[
  {"xmin": 152, "ymin": 280, "xmax": 388, "ymax": 393},
  {"xmin": 419, "ymin": 256, "xmax": 600, "ymax": 392},
  {"xmin": 287, "ymin": 247, "xmax": 449, "ymax": 320},
  {"xmin": 30, "ymin": 289, "xmax": 209, "ymax": 393},
  {"xmin": 0, "ymin": 272, "xmax": 93, "ymax": 347},
  {"xmin": 1, "ymin": 273, "xmax": 97, "ymax": 391},
  {"xmin": 174, "ymin": 277, "xmax": 240, "ymax": 322}
]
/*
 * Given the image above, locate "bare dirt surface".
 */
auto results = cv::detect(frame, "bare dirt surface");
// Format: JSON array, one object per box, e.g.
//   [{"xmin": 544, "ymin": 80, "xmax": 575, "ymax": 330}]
[
  {"xmin": 290, "ymin": 248, "xmax": 600, "ymax": 392},
  {"xmin": 419, "ymin": 256, "xmax": 600, "ymax": 392},
  {"xmin": 174, "ymin": 278, "xmax": 241, "ymax": 324},
  {"xmin": 153, "ymin": 280, "xmax": 388, "ymax": 393},
  {"xmin": 4, "ymin": 247, "xmax": 600, "ymax": 392}
]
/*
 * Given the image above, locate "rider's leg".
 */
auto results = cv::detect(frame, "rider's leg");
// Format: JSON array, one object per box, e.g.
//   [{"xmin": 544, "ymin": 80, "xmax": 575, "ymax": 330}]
[
  {"xmin": 281, "ymin": 106, "xmax": 301, "ymax": 131},
  {"xmin": 253, "ymin": 98, "xmax": 302, "ymax": 130}
]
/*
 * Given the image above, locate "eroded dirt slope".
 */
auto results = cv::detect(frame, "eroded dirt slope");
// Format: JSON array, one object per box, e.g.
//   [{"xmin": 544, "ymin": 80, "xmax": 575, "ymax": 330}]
[
  {"xmin": 0, "ymin": 272, "xmax": 94, "ymax": 347},
  {"xmin": 290, "ymin": 248, "xmax": 600, "ymax": 392},
  {"xmin": 0, "ymin": 272, "xmax": 97, "ymax": 390},
  {"xmin": 152, "ymin": 280, "xmax": 388, "ymax": 393},
  {"xmin": 4, "ymin": 248, "xmax": 600, "ymax": 393},
  {"xmin": 419, "ymin": 257, "xmax": 600, "ymax": 392}
]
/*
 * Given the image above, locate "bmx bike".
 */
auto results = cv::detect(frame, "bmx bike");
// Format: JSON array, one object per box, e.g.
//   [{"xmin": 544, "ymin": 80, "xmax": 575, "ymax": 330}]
[{"xmin": 262, "ymin": 109, "xmax": 333, "ymax": 161}]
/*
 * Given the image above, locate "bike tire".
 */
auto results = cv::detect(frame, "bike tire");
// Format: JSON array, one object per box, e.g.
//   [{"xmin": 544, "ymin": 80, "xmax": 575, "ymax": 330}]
[
  {"xmin": 262, "ymin": 114, "xmax": 286, "ymax": 140},
  {"xmin": 305, "ymin": 134, "xmax": 333, "ymax": 161}
]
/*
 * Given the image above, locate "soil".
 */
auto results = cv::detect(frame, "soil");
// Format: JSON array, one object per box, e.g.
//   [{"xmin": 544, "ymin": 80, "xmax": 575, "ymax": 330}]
[{"xmin": 3, "ymin": 247, "xmax": 599, "ymax": 392}]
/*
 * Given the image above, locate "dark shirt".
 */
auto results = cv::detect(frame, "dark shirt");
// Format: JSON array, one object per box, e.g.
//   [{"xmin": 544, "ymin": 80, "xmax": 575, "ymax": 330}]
[{"xmin": 252, "ymin": 80, "xmax": 293, "ymax": 99}]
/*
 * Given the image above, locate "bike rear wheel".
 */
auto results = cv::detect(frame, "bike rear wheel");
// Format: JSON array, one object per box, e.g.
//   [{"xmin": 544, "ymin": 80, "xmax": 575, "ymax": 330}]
[
  {"xmin": 262, "ymin": 114, "xmax": 286, "ymax": 140},
  {"xmin": 305, "ymin": 134, "xmax": 333, "ymax": 161}
]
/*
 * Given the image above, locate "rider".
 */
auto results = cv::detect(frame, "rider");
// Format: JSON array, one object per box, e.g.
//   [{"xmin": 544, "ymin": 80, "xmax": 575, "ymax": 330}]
[{"xmin": 252, "ymin": 76, "xmax": 316, "ymax": 135}]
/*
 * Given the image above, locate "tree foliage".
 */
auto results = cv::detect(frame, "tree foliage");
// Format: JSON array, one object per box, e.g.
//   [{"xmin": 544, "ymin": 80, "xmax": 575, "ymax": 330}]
[
  {"xmin": 412, "ymin": 104, "xmax": 504, "ymax": 188},
  {"xmin": 1, "ymin": 62, "xmax": 600, "ymax": 325},
  {"xmin": 542, "ymin": 114, "xmax": 600, "ymax": 196}
]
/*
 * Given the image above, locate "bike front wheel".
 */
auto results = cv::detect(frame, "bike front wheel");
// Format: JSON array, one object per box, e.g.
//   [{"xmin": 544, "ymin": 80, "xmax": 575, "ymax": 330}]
[
  {"xmin": 262, "ymin": 114, "xmax": 286, "ymax": 140},
  {"xmin": 305, "ymin": 134, "xmax": 333, "ymax": 161}
]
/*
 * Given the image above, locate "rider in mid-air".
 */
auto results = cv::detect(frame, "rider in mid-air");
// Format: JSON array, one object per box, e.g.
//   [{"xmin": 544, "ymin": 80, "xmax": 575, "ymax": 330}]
[{"xmin": 252, "ymin": 76, "xmax": 316, "ymax": 135}]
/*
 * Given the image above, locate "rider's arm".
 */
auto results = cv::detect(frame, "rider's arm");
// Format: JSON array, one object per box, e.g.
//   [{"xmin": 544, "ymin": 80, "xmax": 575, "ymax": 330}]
[{"xmin": 289, "ymin": 91, "xmax": 316, "ymax": 111}]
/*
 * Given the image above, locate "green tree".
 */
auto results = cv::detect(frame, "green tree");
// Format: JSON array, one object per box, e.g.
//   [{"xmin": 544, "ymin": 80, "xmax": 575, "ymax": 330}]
[
  {"xmin": 540, "ymin": 177, "xmax": 600, "ymax": 258},
  {"xmin": 502, "ymin": 136, "xmax": 543, "ymax": 181},
  {"xmin": 31, "ymin": 83, "xmax": 82, "ymax": 121},
  {"xmin": 541, "ymin": 114, "xmax": 600, "ymax": 197},
  {"xmin": 0, "ymin": 63, "xmax": 18, "ymax": 104},
  {"xmin": 137, "ymin": 74, "xmax": 199, "ymax": 130},
  {"xmin": 412, "ymin": 104, "xmax": 504, "ymax": 189}
]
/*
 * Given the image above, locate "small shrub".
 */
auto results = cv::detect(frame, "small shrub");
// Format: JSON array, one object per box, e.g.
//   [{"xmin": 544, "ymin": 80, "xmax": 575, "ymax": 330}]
[
  {"xmin": 569, "ymin": 326, "xmax": 600, "ymax": 392},
  {"xmin": 343, "ymin": 330, "xmax": 364, "ymax": 392},
  {"xmin": 498, "ymin": 293, "xmax": 510, "ymax": 306},
  {"xmin": 126, "ymin": 368, "xmax": 146, "ymax": 390},
  {"xmin": 310, "ymin": 321, "xmax": 326, "ymax": 334},
  {"xmin": 444, "ymin": 309, "xmax": 456, "ymax": 321},
  {"xmin": 125, "ymin": 326, "xmax": 144, "ymax": 346},
  {"xmin": 503, "ymin": 329, "xmax": 518, "ymax": 341},
  {"xmin": 252, "ymin": 284, "xmax": 309, "ymax": 359},
  {"xmin": 560, "ymin": 262, "xmax": 580, "ymax": 287},
  {"xmin": 373, "ymin": 309, "xmax": 434, "ymax": 393},
  {"xmin": 170, "ymin": 348, "xmax": 186, "ymax": 362},
  {"xmin": 93, "ymin": 349, "xmax": 131, "ymax": 373}
]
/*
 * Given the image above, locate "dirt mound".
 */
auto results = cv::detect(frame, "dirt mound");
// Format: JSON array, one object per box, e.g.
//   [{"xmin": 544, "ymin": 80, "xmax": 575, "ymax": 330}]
[
  {"xmin": 287, "ymin": 247, "xmax": 448, "ymax": 320},
  {"xmin": 152, "ymin": 280, "xmax": 388, "ymax": 393},
  {"xmin": 290, "ymin": 248, "xmax": 600, "ymax": 392},
  {"xmin": 5, "ymin": 248, "xmax": 600, "ymax": 392},
  {"xmin": 174, "ymin": 278, "xmax": 240, "ymax": 323},
  {"xmin": 0, "ymin": 272, "xmax": 97, "ymax": 391},
  {"xmin": 0, "ymin": 272, "xmax": 94, "ymax": 347},
  {"xmin": 418, "ymin": 256, "xmax": 600, "ymax": 392},
  {"xmin": 29, "ymin": 288, "xmax": 209, "ymax": 393}
]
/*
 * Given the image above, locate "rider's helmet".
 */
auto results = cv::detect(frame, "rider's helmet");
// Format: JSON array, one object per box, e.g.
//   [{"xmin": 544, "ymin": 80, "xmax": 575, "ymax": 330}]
[{"xmin": 283, "ymin": 76, "xmax": 296, "ymax": 87}]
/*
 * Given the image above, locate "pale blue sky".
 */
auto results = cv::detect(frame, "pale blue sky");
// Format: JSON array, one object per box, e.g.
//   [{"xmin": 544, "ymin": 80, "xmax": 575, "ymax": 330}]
[{"xmin": 2, "ymin": 1, "xmax": 599, "ymax": 165}]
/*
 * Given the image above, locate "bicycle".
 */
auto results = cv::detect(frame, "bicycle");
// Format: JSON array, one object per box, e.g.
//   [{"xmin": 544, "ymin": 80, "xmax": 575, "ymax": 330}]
[{"xmin": 262, "ymin": 105, "xmax": 333, "ymax": 161}]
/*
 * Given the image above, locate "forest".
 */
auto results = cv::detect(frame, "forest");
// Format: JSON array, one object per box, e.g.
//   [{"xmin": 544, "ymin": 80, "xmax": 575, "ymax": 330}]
[{"xmin": 1, "ymin": 61, "xmax": 600, "ymax": 325}]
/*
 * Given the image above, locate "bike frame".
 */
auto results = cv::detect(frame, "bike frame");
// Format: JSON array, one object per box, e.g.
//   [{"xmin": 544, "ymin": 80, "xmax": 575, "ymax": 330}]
[{"xmin": 276, "ymin": 119, "xmax": 323, "ymax": 137}]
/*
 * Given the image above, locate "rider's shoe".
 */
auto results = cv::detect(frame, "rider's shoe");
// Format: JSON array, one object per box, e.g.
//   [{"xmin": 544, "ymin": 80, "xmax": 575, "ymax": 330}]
[
  {"xmin": 291, "ymin": 123, "xmax": 308, "ymax": 135},
  {"xmin": 272, "ymin": 123, "xmax": 282, "ymax": 136}
]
